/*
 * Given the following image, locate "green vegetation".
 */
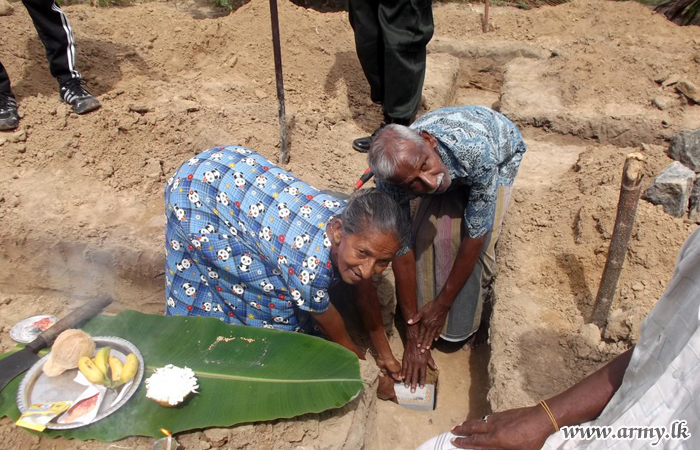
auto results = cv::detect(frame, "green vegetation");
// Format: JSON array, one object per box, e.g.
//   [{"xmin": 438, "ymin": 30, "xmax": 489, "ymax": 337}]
[
  {"xmin": 655, "ymin": 0, "xmax": 700, "ymax": 24},
  {"xmin": 211, "ymin": 0, "xmax": 251, "ymax": 10}
]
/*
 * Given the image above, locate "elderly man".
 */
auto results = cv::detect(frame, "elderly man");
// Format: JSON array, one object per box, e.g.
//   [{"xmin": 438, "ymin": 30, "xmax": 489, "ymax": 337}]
[{"xmin": 364, "ymin": 105, "xmax": 526, "ymax": 388}]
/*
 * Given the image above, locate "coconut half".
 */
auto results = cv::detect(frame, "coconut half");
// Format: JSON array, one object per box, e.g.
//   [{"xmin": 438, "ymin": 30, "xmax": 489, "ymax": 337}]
[{"xmin": 43, "ymin": 329, "xmax": 96, "ymax": 377}]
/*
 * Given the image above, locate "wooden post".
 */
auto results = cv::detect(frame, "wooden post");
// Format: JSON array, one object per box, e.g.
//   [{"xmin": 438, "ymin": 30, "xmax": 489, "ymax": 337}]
[
  {"xmin": 590, "ymin": 153, "xmax": 645, "ymax": 329},
  {"xmin": 269, "ymin": 0, "xmax": 289, "ymax": 164},
  {"xmin": 482, "ymin": 0, "xmax": 490, "ymax": 33}
]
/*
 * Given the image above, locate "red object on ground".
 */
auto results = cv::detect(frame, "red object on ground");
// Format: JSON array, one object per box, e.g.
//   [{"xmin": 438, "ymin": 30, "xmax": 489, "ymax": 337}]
[{"xmin": 33, "ymin": 317, "xmax": 54, "ymax": 331}]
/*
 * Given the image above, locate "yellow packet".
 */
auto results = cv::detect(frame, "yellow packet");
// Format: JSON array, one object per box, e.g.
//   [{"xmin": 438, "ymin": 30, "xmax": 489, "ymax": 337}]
[{"xmin": 16, "ymin": 401, "xmax": 72, "ymax": 432}]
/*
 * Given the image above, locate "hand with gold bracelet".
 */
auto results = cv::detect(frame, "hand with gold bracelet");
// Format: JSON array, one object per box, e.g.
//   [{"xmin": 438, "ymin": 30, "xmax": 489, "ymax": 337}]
[{"xmin": 448, "ymin": 349, "xmax": 633, "ymax": 449}]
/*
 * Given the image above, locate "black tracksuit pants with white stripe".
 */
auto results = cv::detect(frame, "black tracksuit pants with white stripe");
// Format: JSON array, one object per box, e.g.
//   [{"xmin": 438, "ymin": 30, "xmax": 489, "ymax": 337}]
[{"xmin": 0, "ymin": 0, "xmax": 81, "ymax": 97}]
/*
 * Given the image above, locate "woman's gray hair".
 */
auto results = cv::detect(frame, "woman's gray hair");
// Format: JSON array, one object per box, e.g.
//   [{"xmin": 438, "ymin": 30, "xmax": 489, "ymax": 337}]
[
  {"xmin": 368, "ymin": 124, "xmax": 424, "ymax": 182},
  {"xmin": 339, "ymin": 188, "xmax": 410, "ymax": 250}
]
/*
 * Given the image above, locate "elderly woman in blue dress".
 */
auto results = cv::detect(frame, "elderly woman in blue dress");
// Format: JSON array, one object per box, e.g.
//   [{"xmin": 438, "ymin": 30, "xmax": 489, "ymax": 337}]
[{"xmin": 165, "ymin": 145, "xmax": 409, "ymax": 383}]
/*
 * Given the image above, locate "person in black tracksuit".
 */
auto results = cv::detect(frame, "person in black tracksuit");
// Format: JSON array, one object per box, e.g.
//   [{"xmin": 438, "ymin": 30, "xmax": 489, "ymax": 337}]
[
  {"xmin": 0, "ymin": 0, "xmax": 100, "ymax": 131},
  {"xmin": 349, "ymin": 0, "xmax": 434, "ymax": 153}
]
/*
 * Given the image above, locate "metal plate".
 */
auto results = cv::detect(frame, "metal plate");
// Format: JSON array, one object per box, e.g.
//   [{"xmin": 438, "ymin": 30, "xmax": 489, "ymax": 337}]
[
  {"xmin": 16, "ymin": 336, "xmax": 145, "ymax": 430},
  {"xmin": 9, "ymin": 315, "xmax": 58, "ymax": 343}
]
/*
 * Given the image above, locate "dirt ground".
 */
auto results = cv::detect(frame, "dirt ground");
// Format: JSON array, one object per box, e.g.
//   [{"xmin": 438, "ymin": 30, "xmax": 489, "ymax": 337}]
[{"xmin": 1, "ymin": 0, "xmax": 699, "ymax": 448}]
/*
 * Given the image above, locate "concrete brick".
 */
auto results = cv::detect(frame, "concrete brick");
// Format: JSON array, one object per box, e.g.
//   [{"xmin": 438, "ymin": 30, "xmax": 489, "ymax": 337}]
[
  {"xmin": 644, "ymin": 161, "xmax": 695, "ymax": 217},
  {"xmin": 668, "ymin": 128, "xmax": 700, "ymax": 173},
  {"xmin": 689, "ymin": 176, "xmax": 700, "ymax": 223}
]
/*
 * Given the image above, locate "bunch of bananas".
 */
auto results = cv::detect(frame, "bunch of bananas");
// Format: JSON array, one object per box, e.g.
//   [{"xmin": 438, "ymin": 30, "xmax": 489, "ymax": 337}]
[{"xmin": 78, "ymin": 346, "xmax": 139, "ymax": 389}]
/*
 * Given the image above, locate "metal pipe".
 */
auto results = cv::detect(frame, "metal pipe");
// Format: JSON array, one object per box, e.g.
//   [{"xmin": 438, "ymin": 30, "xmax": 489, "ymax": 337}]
[{"xmin": 269, "ymin": 0, "xmax": 289, "ymax": 163}]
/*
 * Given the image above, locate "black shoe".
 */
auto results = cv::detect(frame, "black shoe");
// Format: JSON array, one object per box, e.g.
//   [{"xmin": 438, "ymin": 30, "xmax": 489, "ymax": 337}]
[
  {"xmin": 59, "ymin": 79, "xmax": 101, "ymax": 115},
  {"xmin": 352, "ymin": 122, "xmax": 386, "ymax": 153},
  {"xmin": 0, "ymin": 93, "xmax": 19, "ymax": 131},
  {"xmin": 352, "ymin": 115, "xmax": 416, "ymax": 153}
]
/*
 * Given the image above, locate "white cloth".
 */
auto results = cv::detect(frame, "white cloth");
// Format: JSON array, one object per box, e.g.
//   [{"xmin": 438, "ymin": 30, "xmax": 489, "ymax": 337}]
[
  {"xmin": 417, "ymin": 431, "xmax": 461, "ymax": 450},
  {"xmin": 417, "ymin": 227, "xmax": 700, "ymax": 450}
]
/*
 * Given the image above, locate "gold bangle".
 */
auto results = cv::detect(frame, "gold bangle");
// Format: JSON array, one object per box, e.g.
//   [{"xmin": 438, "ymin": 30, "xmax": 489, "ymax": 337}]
[{"xmin": 540, "ymin": 400, "xmax": 560, "ymax": 432}]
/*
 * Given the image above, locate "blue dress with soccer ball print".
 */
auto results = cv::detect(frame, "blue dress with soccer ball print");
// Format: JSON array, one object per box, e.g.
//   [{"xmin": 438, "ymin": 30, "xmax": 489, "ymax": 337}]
[{"xmin": 164, "ymin": 146, "xmax": 344, "ymax": 334}]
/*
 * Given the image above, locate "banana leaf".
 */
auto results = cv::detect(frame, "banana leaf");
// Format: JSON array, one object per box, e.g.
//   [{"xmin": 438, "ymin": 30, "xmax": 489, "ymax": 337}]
[{"xmin": 0, "ymin": 311, "xmax": 363, "ymax": 441}]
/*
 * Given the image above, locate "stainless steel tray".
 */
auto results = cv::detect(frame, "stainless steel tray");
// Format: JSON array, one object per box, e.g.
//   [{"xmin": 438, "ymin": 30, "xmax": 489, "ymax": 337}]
[
  {"xmin": 9, "ymin": 315, "xmax": 58, "ymax": 343},
  {"xmin": 16, "ymin": 336, "xmax": 145, "ymax": 430}
]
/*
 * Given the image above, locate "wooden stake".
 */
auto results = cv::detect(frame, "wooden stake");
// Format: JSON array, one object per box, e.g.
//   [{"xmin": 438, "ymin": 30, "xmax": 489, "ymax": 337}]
[
  {"xmin": 482, "ymin": 0, "xmax": 490, "ymax": 33},
  {"xmin": 269, "ymin": 0, "xmax": 289, "ymax": 164},
  {"xmin": 590, "ymin": 153, "xmax": 645, "ymax": 330}
]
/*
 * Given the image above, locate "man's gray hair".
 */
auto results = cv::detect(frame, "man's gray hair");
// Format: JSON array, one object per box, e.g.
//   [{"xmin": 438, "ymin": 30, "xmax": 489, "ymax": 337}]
[
  {"xmin": 368, "ymin": 124, "xmax": 423, "ymax": 182},
  {"xmin": 340, "ymin": 188, "xmax": 410, "ymax": 250}
]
